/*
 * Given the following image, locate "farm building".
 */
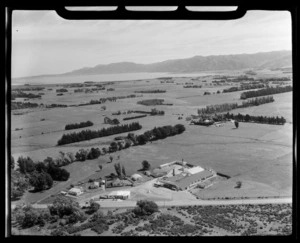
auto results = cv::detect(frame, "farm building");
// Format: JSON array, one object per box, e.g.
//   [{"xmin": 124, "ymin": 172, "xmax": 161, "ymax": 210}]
[
  {"xmin": 159, "ymin": 169, "xmax": 216, "ymax": 191},
  {"xmin": 131, "ymin": 173, "xmax": 143, "ymax": 181},
  {"xmin": 108, "ymin": 190, "xmax": 131, "ymax": 200},
  {"xmin": 68, "ymin": 187, "xmax": 83, "ymax": 196}
]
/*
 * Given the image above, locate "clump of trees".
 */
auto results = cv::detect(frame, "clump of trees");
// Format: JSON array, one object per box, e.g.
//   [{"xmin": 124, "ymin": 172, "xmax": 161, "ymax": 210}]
[
  {"xmin": 11, "ymin": 91, "xmax": 42, "ymax": 99},
  {"xmin": 57, "ymin": 122, "xmax": 142, "ymax": 145},
  {"xmin": 14, "ymin": 155, "xmax": 70, "ymax": 193},
  {"xmin": 45, "ymin": 104, "xmax": 68, "ymax": 108},
  {"xmin": 240, "ymin": 85, "xmax": 292, "ymax": 99},
  {"xmin": 142, "ymin": 160, "xmax": 151, "ymax": 171},
  {"xmin": 223, "ymin": 83, "xmax": 264, "ymax": 93},
  {"xmin": 56, "ymin": 88, "xmax": 68, "ymax": 93},
  {"xmin": 114, "ymin": 163, "xmax": 127, "ymax": 179},
  {"xmin": 224, "ymin": 112, "xmax": 286, "ymax": 125},
  {"xmin": 11, "ymin": 102, "xmax": 39, "ymax": 110},
  {"xmin": 133, "ymin": 200, "xmax": 159, "ymax": 216},
  {"xmin": 48, "ymin": 196, "xmax": 87, "ymax": 224},
  {"xmin": 65, "ymin": 121, "xmax": 93, "ymax": 130},
  {"xmin": 137, "ymin": 99, "xmax": 172, "ymax": 106},
  {"xmin": 75, "ymin": 148, "xmax": 101, "ymax": 162}
]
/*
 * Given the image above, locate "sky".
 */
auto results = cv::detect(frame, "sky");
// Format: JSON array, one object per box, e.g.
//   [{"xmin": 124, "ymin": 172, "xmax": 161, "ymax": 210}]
[{"xmin": 11, "ymin": 9, "xmax": 292, "ymax": 78}]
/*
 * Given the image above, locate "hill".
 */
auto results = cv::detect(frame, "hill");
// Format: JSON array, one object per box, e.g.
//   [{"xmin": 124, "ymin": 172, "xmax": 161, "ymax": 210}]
[{"xmin": 62, "ymin": 50, "xmax": 291, "ymax": 76}]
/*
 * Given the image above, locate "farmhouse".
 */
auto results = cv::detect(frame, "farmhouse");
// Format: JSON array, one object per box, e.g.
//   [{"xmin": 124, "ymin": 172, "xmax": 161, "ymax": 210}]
[{"xmin": 68, "ymin": 187, "xmax": 83, "ymax": 196}]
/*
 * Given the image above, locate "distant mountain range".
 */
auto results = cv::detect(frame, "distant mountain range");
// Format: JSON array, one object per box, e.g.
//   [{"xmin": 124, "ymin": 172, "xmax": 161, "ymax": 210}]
[
  {"xmin": 62, "ymin": 50, "xmax": 291, "ymax": 76},
  {"xmin": 16, "ymin": 50, "xmax": 292, "ymax": 79}
]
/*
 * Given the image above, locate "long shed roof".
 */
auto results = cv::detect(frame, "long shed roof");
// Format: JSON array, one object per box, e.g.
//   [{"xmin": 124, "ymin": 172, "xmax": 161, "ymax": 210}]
[{"xmin": 163, "ymin": 170, "xmax": 213, "ymax": 190}]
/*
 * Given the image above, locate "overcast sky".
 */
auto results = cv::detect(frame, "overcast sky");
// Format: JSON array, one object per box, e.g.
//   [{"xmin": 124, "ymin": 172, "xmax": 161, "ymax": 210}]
[{"xmin": 11, "ymin": 10, "xmax": 291, "ymax": 78}]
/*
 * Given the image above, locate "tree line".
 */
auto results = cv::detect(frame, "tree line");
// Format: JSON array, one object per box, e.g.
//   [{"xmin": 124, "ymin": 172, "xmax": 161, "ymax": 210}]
[
  {"xmin": 224, "ymin": 112, "xmax": 286, "ymax": 125},
  {"xmin": 57, "ymin": 122, "xmax": 142, "ymax": 145},
  {"xmin": 240, "ymin": 96, "xmax": 274, "ymax": 107},
  {"xmin": 65, "ymin": 121, "xmax": 94, "ymax": 130},
  {"xmin": 123, "ymin": 115, "xmax": 147, "ymax": 121},
  {"xmin": 240, "ymin": 85, "xmax": 292, "ymax": 99},
  {"xmin": 223, "ymin": 83, "xmax": 264, "ymax": 93},
  {"xmin": 137, "ymin": 99, "xmax": 173, "ymax": 106},
  {"xmin": 198, "ymin": 96, "xmax": 275, "ymax": 115},
  {"xmin": 134, "ymin": 89, "xmax": 166, "ymax": 93}
]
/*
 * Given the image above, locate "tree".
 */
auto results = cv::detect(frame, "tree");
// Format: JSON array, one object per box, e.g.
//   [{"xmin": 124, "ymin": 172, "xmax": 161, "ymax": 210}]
[
  {"xmin": 121, "ymin": 165, "xmax": 126, "ymax": 177},
  {"xmin": 29, "ymin": 171, "xmax": 53, "ymax": 191},
  {"xmin": 48, "ymin": 196, "xmax": 81, "ymax": 218},
  {"xmin": 174, "ymin": 124, "xmax": 185, "ymax": 134},
  {"xmin": 86, "ymin": 199, "xmax": 100, "ymax": 215},
  {"xmin": 137, "ymin": 134, "xmax": 148, "ymax": 145},
  {"xmin": 234, "ymin": 121, "xmax": 239, "ymax": 129},
  {"xmin": 11, "ymin": 155, "xmax": 15, "ymax": 169},
  {"xmin": 102, "ymin": 147, "xmax": 107, "ymax": 155},
  {"xmin": 11, "ymin": 170, "xmax": 29, "ymax": 200},
  {"xmin": 142, "ymin": 160, "xmax": 151, "ymax": 171},
  {"xmin": 98, "ymin": 165, "xmax": 102, "ymax": 171},
  {"xmin": 109, "ymin": 142, "xmax": 118, "ymax": 153},
  {"xmin": 133, "ymin": 200, "xmax": 159, "ymax": 216},
  {"xmin": 17, "ymin": 156, "xmax": 35, "ymax": 174},
  {"xmin": 114, "ymin": 163, "xmax": 122, "ymax": 178},
  {"xmin": 109, "ymin": 155, "xmax": 113, "ymax": 163},
  {"xmin": 35, "ymin": 162, "xmax": 47, "ymax": 173}
]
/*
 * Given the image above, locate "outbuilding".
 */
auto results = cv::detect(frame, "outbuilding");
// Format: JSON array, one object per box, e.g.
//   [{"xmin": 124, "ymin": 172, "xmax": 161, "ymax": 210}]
[
  {"xmin": 108, "ymin": 190, "xmax": 131, "ymax": 200},
  {"xmin": 131, "ymin": 173, "xmax": 143, "ymax": 181},
  {"xmin": 68, "ymin": 187, "xmax": 83, "ymax": 196}
]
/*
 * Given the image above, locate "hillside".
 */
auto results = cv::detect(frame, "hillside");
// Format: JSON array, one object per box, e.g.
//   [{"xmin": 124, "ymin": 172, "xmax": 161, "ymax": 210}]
[{"xmin": 63, "ymin": 50, "xmax": 291, "ymax": 76}]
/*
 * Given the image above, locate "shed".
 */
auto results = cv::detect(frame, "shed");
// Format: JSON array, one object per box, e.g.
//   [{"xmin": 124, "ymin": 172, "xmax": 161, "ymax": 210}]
[
  {"xmin": 68, "ymin": 187, "xmax": 83, "ymax": 196},
  {"xmin": 131, "ymin": 173, "xmax": 143, "ymax": 181},
  {"xmin": 108, "ymin": 190, "xmax": 131, "ymax": 199}
]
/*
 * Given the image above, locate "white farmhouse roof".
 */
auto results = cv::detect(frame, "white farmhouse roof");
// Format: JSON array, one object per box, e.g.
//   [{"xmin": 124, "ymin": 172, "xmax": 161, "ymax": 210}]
[
  {"xmin": 186, "ymin": 166, "xmax": 204, "ymax": 175},
  {"xmin": 69, "ymin": 187, "xmax": 82, "ymax": 193},
  {"xmin": 108, "ymin": 191, "xmax": 131, "ymax": 197}
]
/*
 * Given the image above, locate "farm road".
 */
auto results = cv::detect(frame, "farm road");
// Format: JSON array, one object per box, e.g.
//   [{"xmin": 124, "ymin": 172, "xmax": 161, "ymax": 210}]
[{"xmin": 12, "ymin": 197, "xmax": 292, "ymax": 210}]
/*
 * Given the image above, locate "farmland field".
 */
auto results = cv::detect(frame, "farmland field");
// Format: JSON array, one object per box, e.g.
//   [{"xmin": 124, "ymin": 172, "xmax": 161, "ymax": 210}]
[{"xmin": 11, "ymin": 69, "xmax": 293, "ymax": 205}]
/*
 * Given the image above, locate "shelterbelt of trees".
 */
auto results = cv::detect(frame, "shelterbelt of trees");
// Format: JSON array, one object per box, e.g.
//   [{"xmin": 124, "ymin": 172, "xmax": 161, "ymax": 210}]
[
  {"xmin": 57, "ymin": 122, "xmax": 142, "ymax": 145},
  {"xmin": 65, "ymin": 121, "xmax": 94, "ymax": 130},
  {"xmin": 223, "ymin": 83, "xmax": 264, "ymax": 93},
  {"xmin": 137, "ymin": 99, "xmax": 173, "ymax": 106},
  {"xmin": 224, "ymin": 112, "xmax": 286, "ymax": 125},
  {"xmin": 198, "ymin": 96, "xmax": 274, "ymax": 115},
  {"xmin": 134, "ymin": 89, "xmax": 166, "ymax": 93},
  {"xmin": 240, "ymin": 85, "xmax": 292, "ymax": 99}
]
